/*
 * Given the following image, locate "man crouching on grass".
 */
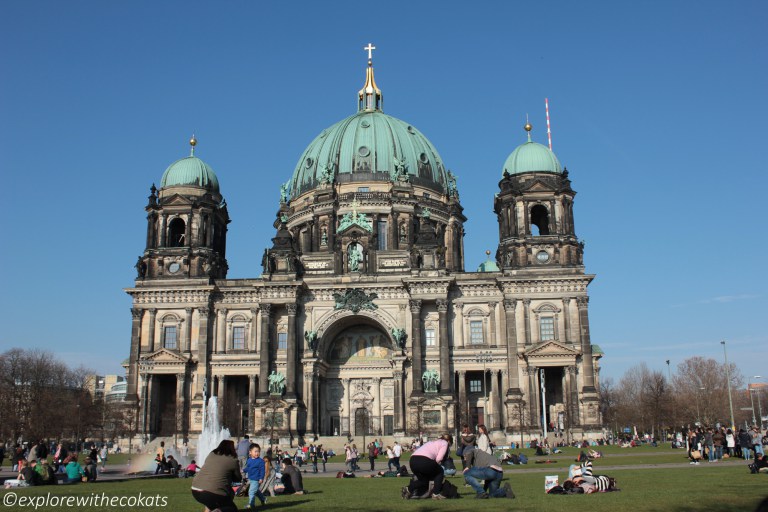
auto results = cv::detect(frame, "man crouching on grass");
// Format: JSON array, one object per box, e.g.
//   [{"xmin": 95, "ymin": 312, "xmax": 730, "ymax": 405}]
[
  {"xmin": 462, "ymin": 446, "xmax": 515, "ymax": 499},
  {"xmin": 280, "ymin": 458, "xmax": 306, "ymax": 495}
]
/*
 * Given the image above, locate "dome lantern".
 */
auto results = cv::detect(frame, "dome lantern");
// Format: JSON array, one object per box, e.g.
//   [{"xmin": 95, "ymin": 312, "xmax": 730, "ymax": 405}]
[{"xmin": 358, "ymin": 43, "xmax": 383, "ymax": 112}]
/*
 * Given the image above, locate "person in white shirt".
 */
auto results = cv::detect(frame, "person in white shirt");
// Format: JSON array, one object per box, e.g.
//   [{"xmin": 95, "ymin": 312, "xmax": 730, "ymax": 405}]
[
  {"xmin": 392, "ymin": 442, "xmax": 402, "ymax": 470},
  {"xmin": 476, "ymin": 425, "xmax": 492, "ymax": 454}
]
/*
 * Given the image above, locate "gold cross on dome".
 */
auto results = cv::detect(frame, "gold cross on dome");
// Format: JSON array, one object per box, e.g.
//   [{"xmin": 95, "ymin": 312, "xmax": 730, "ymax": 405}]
[{"xmin": 364, "ymin": 43, "xmax": 376, "ymax": 60}]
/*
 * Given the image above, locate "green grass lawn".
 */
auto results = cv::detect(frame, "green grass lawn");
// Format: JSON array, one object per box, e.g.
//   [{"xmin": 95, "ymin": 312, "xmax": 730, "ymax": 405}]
[{"xmin": 3, "ymin": 463, "xmax": 766, "ymax": 511}]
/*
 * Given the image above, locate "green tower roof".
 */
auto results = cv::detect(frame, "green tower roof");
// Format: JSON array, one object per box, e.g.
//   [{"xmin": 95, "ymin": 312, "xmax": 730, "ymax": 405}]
[
  {"xmin": 160, "ymin": 138, "xmax": 220, "ymax": 192},
  {"xmin": 477, "ymin": 253, "xmax": 499, "ymax": 272},
  {"xmin": 503, "ymin": 126, "xmax": 562, "ymax": 176}
]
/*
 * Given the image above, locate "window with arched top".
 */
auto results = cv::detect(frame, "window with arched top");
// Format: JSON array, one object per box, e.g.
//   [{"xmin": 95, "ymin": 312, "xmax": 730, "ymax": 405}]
[
  {"xmin": 533, "ymin": 303, "xmax": 560, "ymax": 342},
  {"xmin": 466, "ymin": 308, "xmax": 487, "ymax": 345},
  {"xmin": 530, "ymin": 204, "xmax": 550, "ymax": 236},
  {"xmin": 229, "ymin": 314, "xmax": 249, "ymax": 351},
  {"xmin": 160, "ymin": 313, "xmax": 182, "ymax": 350},
  {"xmin": 168, "ymin": 217, "xmax": 186, "ymax": 247}
]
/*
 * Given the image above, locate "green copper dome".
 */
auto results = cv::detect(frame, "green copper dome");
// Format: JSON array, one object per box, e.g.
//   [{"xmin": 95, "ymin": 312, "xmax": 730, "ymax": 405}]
[
  {"xmin": 503, "ymin": 134, "xmax": 562, "ymax": 176},
  {"xmin": 289, "ymin": 59, "xmax": 449, "ymax": 197},
  {"xmin": 160, "ymin": 155, "xmax": 220, "ymax": 192},
  {"xmin": 290, "ymin": 110, "xmax": 449, "ymax": 197}
]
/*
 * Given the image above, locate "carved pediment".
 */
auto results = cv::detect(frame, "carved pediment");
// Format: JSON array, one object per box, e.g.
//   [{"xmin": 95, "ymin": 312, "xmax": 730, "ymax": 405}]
[
  {"xmin": 141, "ymin": 348, "xmax": 189, "ymax": 365},
  {"xmin": 162, "ymin": 194, "xmax": 195, "ymax": 207},
  {"xmin": 524, "ymin": 340, "xmax": 580, "ymax": 359}
]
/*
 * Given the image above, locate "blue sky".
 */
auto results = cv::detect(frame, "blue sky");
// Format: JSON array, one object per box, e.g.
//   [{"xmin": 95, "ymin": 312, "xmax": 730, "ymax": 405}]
[{"xmin": 1, "ymin": 0, "xmax": 766, "ymax": 385}]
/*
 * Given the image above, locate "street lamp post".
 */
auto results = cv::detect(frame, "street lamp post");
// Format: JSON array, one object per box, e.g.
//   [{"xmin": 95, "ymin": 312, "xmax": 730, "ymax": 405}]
[
  {"xmin": 755, "ymin": 376, "xmax": 765, "ymax": 429},
  {"xmin": 475, "ymin": 351, "xmax": 493, "ymax": 428},
  {"xmin": 695, "ymin": 387, "xmax": 705, "ymax": 425},
  {"xmin": 749, "ymin": 388, "xmax": 757, "ymax": 426},
  {"xmin": 721, "ymin": 341, "xmax": 736, "ymax": 430}
]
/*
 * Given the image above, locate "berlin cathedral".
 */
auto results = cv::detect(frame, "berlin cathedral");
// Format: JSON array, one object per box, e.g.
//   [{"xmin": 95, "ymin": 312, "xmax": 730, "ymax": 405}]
[{"xmin": 125, "ymin": 48, "xmax": 603, "ymax": 446}]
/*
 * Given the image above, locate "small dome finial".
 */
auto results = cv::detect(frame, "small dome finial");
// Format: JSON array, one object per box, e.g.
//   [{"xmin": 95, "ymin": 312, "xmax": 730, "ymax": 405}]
[
  {"xmin": 485, "ymin": 249, "xmax": 491, "ymax": 257},
  {"xmin": 189, "ymin": 134, "xmax": 197, "ymax": 156},
  {"xmin": 524, "ymin": 115, "xmax": 532, "ymax": 142}
]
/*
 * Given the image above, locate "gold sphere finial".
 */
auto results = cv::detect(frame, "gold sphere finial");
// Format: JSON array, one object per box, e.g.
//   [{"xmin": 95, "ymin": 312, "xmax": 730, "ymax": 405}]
[
  {"xmin": 190, "ymin": 134, "xmax": 197, "ymax": 147},
  {"xmin": 524, "ymin": 122, "xmax": 532, "ymax": 132},
  {"xmin": 485, "ymin": 250, "xmax": 491, "ymax": 256}
]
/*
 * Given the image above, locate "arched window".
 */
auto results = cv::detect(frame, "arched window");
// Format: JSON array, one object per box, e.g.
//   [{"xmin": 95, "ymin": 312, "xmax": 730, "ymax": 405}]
[
  {"xmin": 168, "ymin": 218, "xmax": 186, "ymax": 247},
  {"xmin": 530, "ymin": 204, "xmax": 550, "ymax": 236},
  {"xmin": 160, "ymin": 313, "xmax": 182, "ymax": 350}
]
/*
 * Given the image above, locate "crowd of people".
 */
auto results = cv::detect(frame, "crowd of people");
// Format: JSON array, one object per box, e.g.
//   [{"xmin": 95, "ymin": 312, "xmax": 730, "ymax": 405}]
[
  {"xmin": 686, "ymin": 425, "xmax": 765, "ymax": 464},
  {"xmin": 2, "ymin": 439, "xmax": 113, "ymax": 488}
]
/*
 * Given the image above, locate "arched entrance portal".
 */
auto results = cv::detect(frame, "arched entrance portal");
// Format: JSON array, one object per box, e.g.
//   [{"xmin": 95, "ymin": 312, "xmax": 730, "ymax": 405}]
[{"xmin": 320, "ymin": 324, "xmax": 396, "ymax": 436}]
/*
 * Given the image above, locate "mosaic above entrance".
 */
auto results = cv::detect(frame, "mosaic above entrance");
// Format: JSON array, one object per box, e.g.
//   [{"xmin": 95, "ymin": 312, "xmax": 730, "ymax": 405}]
[{"xmin": 329, "ymin": 325, "xmax": 392, "ymax": 363}]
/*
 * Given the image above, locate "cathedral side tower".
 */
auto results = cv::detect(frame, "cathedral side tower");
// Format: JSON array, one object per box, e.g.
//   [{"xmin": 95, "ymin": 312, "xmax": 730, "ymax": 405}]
[
  {"xmin": 137, "ymin": 137, "xmax": 230, "ymax": 281},
  {"xmin": 494, "ymin": 123, "xmax": 582, "ymax": 270}
]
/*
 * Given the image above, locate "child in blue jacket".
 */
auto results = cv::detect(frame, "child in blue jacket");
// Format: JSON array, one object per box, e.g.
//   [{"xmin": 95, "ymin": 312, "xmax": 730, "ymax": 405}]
[{"xmin": 244, "ymin": 443, "xmax": 267, "ymax": 508}]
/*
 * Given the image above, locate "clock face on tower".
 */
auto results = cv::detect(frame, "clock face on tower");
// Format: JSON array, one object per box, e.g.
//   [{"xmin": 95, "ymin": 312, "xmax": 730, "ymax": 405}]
[
  {"xmin": 168, "ymin": 262, "xmax": 181, "ymax": 274},
  {"xmin": 536, "ymin": 250, "xmax": 550, "ymax": 263}
]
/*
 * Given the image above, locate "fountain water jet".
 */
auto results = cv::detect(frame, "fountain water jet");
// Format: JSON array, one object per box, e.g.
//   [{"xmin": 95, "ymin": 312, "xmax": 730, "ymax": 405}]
[{"xmin": 196, "ymin": 396, "xmax": 231, "ymax": 466}]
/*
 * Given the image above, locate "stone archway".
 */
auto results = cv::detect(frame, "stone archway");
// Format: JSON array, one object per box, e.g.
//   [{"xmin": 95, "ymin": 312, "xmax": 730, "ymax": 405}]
[{"xmin": 318, "ymin": 318, "xmax": 397, "ymax": 436}]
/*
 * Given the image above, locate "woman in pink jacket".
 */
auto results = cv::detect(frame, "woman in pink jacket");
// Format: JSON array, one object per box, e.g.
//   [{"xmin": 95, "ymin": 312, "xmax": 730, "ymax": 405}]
[{"xmin": 402, "ymin": 434, "xmax": 453, "ymax": 499}]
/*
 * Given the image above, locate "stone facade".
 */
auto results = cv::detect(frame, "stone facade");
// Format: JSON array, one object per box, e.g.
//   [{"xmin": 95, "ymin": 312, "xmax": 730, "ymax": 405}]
[{"xmin": 124, "ymin": 60, "xmax": 603, "ymax": 445}]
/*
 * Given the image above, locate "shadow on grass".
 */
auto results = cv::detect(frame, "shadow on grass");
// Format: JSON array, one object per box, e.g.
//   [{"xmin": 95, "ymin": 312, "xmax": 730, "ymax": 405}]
[
  {"xmin": 673, "ymin": 500, "xmax": 767, "ymax": 512},
  {"xmin": 238, "ymin": 499, "xmax": 312, "ymax": 510}
]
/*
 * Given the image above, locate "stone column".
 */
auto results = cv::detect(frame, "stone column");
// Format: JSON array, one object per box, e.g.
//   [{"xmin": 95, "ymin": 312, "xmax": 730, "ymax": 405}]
[
  {"xmin": 457, "ymin": 370, "xmax": 467, "ymax": 427},
  {"xmin": 216, "ymin": 375, "xmax": 225, "ymax": 421},
  {"xmin": 249, "ymin": 308, "xmax": 259, "ymax": 352},
  {"xmin": 184, "ymin": 308, "xmax": 193, "ymax": 352},
  {"xmin": 140, "ymin": 371, "xmax": 150, "ymax": 437},
  {"xmin": 576, "ymin": 297, "xmax": 596, "ymax": 392},
  {"xmin": 562, "ymin": 298, "xmax": 571, "ymax": 344},
  {"xmin": 453, "ymin": 302, "xmax": 464, "ymax": 348},
  {"xmin": 491, "ymin": 370, "xmax": 501, "ymax": 430},
  {"xmin": 195, "ymin": 307, "xmax": 210, "ymax": 399},
  {"xmin": 176, "ymin": 373, "xmax": 186, "ymax": 434},
  {"xmin": 527, "ymin": 367, "xmax": 539, "ymax": 428},
  {"xmin": 409, "ymin": 300, "xmax": 423, "ymax": 394},
  {"xmin": 568, "ymin": 366, "xmax": 580, "ymax": 426},
  {"xmin": 343, "ymin": 378, "xmax": 351, "ymax": 435},
  {"xmin": 248, "ymin": 374, "xmax": 257, "ymax": 434},
  {"xmin": 522, "ymin": 299, "xmax": 531, "ymax": 346},
  {"xmin": 147, "ymin": 308, "xmax": 157, "ymax": 352},
  {"xmin": 304, "ymin": 370, "xmax": 314, "ymax": 435},
  {"xmin": 373, "ymin": 377, "xmax": 382, "ymax": 434},
  {"xmin": 503, "ymin": 300, "xmax": 522, "ymax": 394},
  {"xmin": 286, "ymin": 304, "xmax": 298, "ymax": 396},
  {"xmin": 258, "ymin": 304, "xmax": 272, "ymax": 396},
  {"xmin": 216, "ymin": 308, "xmax": 227, "ymax": 353},
  {"xmin": 488, "ymin": 302, "xmax": 497, "ymax": 346},
  {"xmin": 393, "ymin": 371, "xmax": 403, "ymax": 431},
  {"xmin": 159, "ymin": 214, "xmax": 167, "ymax": 247},
  {"xmin": 126, "ymin": 308, "xmax": 142, "ymax": 402},
  {"xmin": 436, "ymin": 299, "xmax": 451, "ymax": 393}
]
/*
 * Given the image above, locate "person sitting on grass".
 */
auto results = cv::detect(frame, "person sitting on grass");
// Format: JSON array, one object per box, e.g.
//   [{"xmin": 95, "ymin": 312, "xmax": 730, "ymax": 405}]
[
  {"xmin": 749, "ymin": 453, "xmax": 768, "ymax": 474},
  {"xmin": 190, "ymin": 440, "xmax": 242, "ymax": 512},
  {"xmin": 36, "ymin": 459, "xmax": 57, "ymax": 485},
  {"xmin": 260, "ymin": 456, "xmax": 277, "ymax": 498},
  {"xmin": 64, "ymin": 455, "xmax": 85, "ymax": 484},
  {"xmin": 280, "ymin": 458, "xmax": 306, "ymax": 495},
  {"xmin": 244, "ymin": 443, "xmax": 268, "ymax": 508},
  {"xmin": 462, "ymin": 446, "xmax": 514, "ymax": 499},
  {"xmin": 83, "ymin": 457, "xmax": 98, "ymax": 482}
]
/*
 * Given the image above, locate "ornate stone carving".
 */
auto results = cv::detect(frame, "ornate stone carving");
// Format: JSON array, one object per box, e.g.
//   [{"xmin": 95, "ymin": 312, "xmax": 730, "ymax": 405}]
[
  {"xmin": 333, "ymin": 289, "xmax": 378, "ymax": 313},
  {"xmin": 576, "ymin": 296, "xmax": 589, "ymax": 307},
  {"xmin": 286, "ymin": 303, "xmax": 298, "ymax": 315},
  {"xmin": 409, "ymin": 299, "xmax": 422, "ymax": 313},
  {"xmin": 436, "ymin": 299, "xmax": 449, "ymax": 313},
  {"xmin": 131, "ymin": 308, "xmax": 142, "ymax": 319},
  {"xmin": 503, "ymin": 299, "xmax": 515, "ymax": 311},
  {"xmin": 260, "ymin": 304, "xmax": 272, "ymax": 317}
]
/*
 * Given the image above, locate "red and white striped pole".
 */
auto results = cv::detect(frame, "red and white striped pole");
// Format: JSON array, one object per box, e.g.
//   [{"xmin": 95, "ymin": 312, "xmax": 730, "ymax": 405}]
[{"xmin": 545, "ymin": 97, "xmax": 552, "ymax": 151}]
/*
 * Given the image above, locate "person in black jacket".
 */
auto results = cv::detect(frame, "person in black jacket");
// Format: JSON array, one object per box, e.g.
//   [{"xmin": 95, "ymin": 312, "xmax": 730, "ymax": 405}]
[
  {"xmin": 738, "ymin": 429, "xmax": 753, "ymax": 461},
  {"xmin": 280, "ymin": 458, "xmax": 306, "ymax": 494}
]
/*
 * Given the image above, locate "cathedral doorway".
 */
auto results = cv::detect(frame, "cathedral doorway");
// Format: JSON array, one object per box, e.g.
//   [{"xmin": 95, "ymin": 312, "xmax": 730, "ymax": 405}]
[
  {"xmin": 152, "ymin": 375, "xmax": 177, "ymax": 436},
  {"xmin": 223, "ymin": 376, "xmax": 249, "ymax": 437},
  {"xmin": 355, "ymin": 408, "xmax": 371, "ymax": 436},
  {"xmin": 539, "ymin": 367, "xmax": 565, "ymax": 431}
]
